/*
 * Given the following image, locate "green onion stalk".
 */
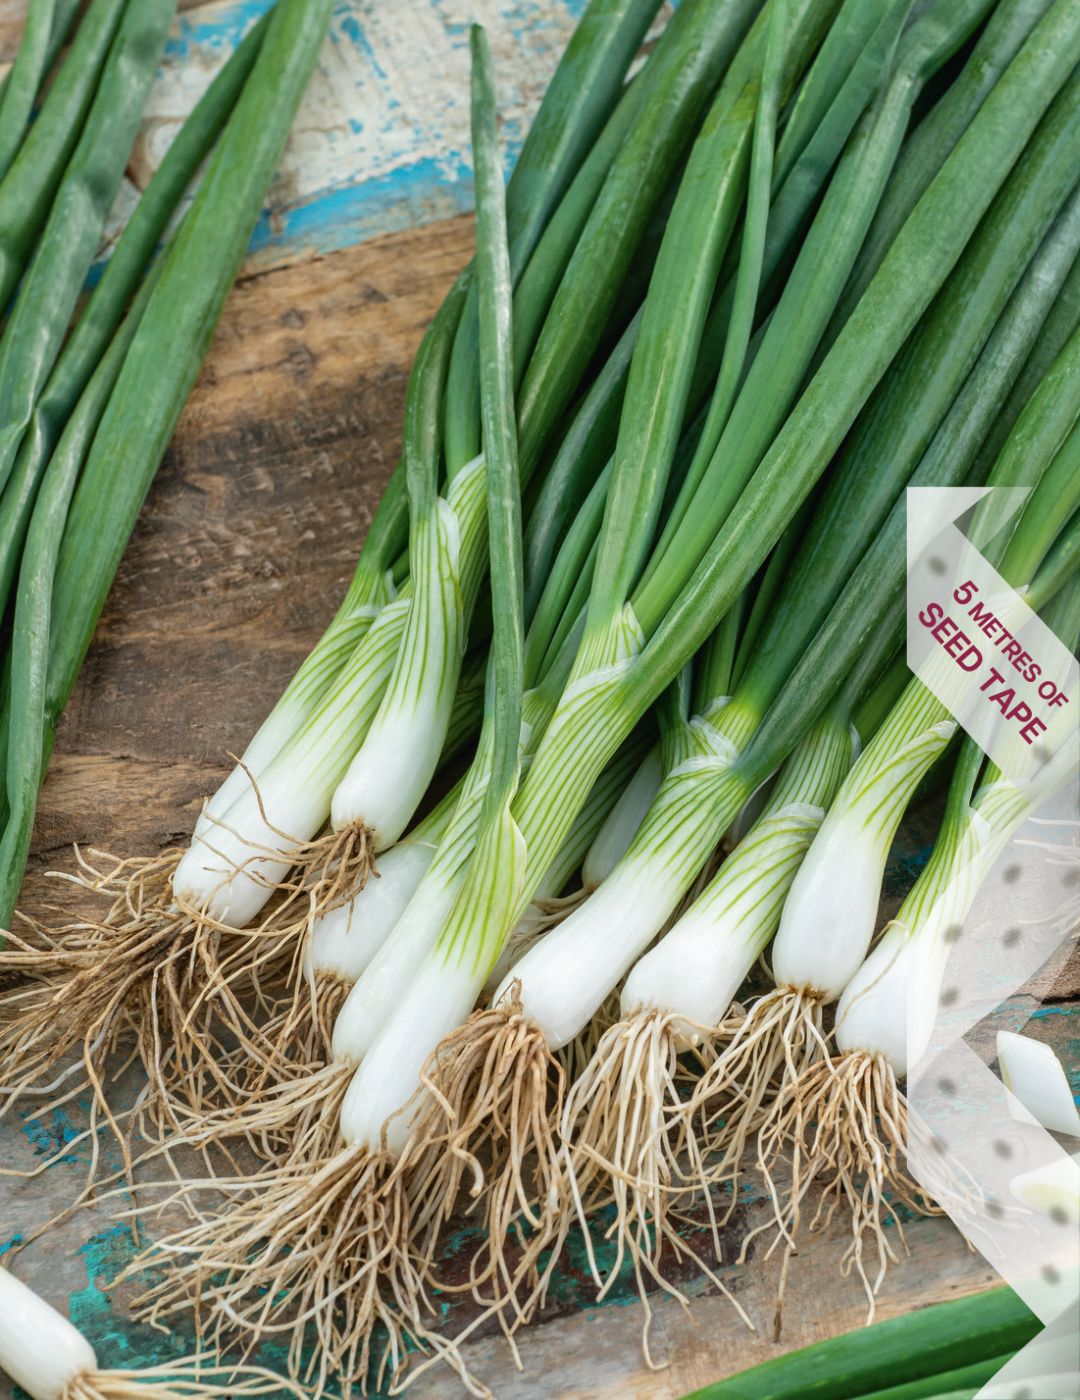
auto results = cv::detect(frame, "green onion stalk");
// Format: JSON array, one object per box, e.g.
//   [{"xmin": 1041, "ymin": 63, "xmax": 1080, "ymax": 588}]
[
  {"xmin": 0, "ymin": 0, "xmax": 335, "ymax": 1135},
  {"xmin": 346, "ymin": 0, "xmax": 1072, "ymax": 1236},
  {"xmin": 237, "ymin": 373, "xmax": 657, "ymax": 1091},
  {"xmin": 169, "ymin": 277, "xmax": 466, "ymax": 928},
  {"xmin": 835, "ymin": 0, "xmax": 1059, "ymax": 331},
  {"xmin": 300, "ymin": 727, "xmax": 653, "ymax": 1072},
  {"xmin": 681, "ymin": 1285, "xmax": 1039, "ymax": 1400},
  {"xmin": 131, "ymin": 0, "xmax": 1080, "ymax": 1381},
  {"xmin": 140, "ymin": 0, "xmax": 1078, "ymax": 1359},
  {"xmin": 2, "ymin": 0, "xmax": 668, "ymax": 1138},
  {"xmin": 753, "ymin": 481, "xmax": 1080, "ymax": 1314},
  {"xmin": 553, "ymin": 159, "xmax": 1080, "ymax": 1293},
  {"xmin": 0, "ymin": 0, "xmax": 176, "ymax": 499},
  {"xmin": 130, "ymin": 33, "xmax": 531, "ymax": 1392},
  {"xmin": 0, "ymin": 272, "xmax": 167, "ymax": 1145},
  {"xmin": 361, "ymin": 0, "xmax": 1080, "ymax": 1333},
  {"xmin": 316, "ymin": 0, "xmax": 754, "ymax": 867},
  {"xmin": 336, "ymin": 0, "xmax": 1076, "ymax": 1324},
  {"xmin": 0, "ymin": 0, "xmax": 75, "ymax": 182},
  {"xmin": 158, "ymin": 0, "xmax": 683, "ymax": 951},
  {"xmin": 0, "ymin": 0, "xmax": 130, "ymax": 315},
  {"xmin": 111, "ymin": 0, "xmax": 768, "ymax": 1139},
  {"xmin": 485, "ymin": 725, "xmax": 656, "ymax": 983},
  {"xmin": 0, "ymin": 13, "xmax": 271, "ymax": 642},
  {"xmin": 763, "ymin": 323, "xmax": 1080, "ymax": 1057},
  {"xmin": 292, "ymin": 0, "xmax": 861, "ymax": 1328},
  {"xmin": 158, "ymin": 341, "xmax": 683, "ymax": 1147},
  {"xmin": 556, "ymin": 673, "xmax": 895, "ymax": 1330}
]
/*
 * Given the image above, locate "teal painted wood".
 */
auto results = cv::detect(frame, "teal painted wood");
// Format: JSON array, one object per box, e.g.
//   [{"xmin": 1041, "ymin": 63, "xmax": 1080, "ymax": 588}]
[{"xmin": 94, "ymin": 0, "xmax": 661, "ymax": 276}]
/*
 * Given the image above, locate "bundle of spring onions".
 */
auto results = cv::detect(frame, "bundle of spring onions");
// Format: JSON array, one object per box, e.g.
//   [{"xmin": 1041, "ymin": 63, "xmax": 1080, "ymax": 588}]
[{"xmin": 0, "ymin": 0, "xmax": 1077, "ymax": 1394}]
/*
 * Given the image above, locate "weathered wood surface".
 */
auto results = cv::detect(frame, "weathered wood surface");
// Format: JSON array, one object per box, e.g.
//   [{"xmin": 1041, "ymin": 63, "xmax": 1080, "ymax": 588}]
[{"xmin": 0, "ymin": 1, "xmax": 1076, "ymax": 1396}]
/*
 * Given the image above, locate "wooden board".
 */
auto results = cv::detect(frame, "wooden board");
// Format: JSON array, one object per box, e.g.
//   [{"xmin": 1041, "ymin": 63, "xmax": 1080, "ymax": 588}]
[{"xmin": 0, "ymin": 2, "xmax": 1077, "ymax": 1397}]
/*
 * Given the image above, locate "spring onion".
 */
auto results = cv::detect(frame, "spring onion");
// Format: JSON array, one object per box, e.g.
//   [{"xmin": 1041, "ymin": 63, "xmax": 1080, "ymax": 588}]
[
  {"xmin": 16, "ymin": 2, "xmax": 1080, "ymax": 1390},
  {"xmin": 681, "ymin": 1286, "xmax": 1038, "ymax": 1400},
  {"xmin": 0, "ymin": 1266, "xmax": 301, "ymax": 1400},
  {"xmin": 386, "ymin": 2, "xmax": 1080, "ymax": 1334},
  {"xmin": 153, "ymin": 3, "xmax": 1080, "ymax": 1374},
  {"xmin": 0, "ymin": 0, "xmax": 129, "ymax": 313}
]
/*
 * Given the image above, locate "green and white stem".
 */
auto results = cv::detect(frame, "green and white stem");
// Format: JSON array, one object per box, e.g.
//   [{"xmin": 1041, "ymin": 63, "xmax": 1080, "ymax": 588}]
[
  {"xmin": 581, "ymin": 740, "xmax": 662, "ymax": 889},
  {"xmin": 305, "ymin": 777, "xmax": 458, "ymax": 987},
  {"xmin": 490, "ymin": 694, "xmax": 753, "ymax": 1050},
  {"xmin": 173, "ymin": 262, "xmax": 478, "ymax": 920},
  {"xmin": 340, "ymin": 795, "xmax": 529, "ymax": 1157},
  {"xmin": 620, "ymin": 710, "xmax": 855, "ymax": 1037},
  {"xmin": 750, "ymin": 740, "xmax": 1079, "ymax": 1298},
  {"xmin": 330, "ymin": 686, "xmax": 506, "ymax": 1067},
  {"xmin": 192, "ymin": 562, "xmax": 395, "ymax": 842},
  {"xmin": 771, "ymin": 677, "xmax": 955, "ymax": 1002},
  {"xmin": 340, "ymin": 22, "xmax": 528, "ymax": 1158},
  {"xmin": 484, "ymin": 728, "xmax": 653, "ymax": 991},
  {"xmin": 329, "ymin": 454, "xmax": 488, "ymax": 848},
  {"xmin": 557, "ymin": 709, "xmax": 857, "ymax": 1297},
  {"xmin": 324, "ymin": 577, "xmax": 586, "ymax": 1063},
  {"xmin": 835, "ymin": 745, "xmax": 1079, "ymax": 1074},
  {"xmin": 307, "ymin": 722, "xmax": 643, "ymax": 1006},
  {"xmin": 172, "ymin": 587, "xmax": 412, "ymax": 925}
]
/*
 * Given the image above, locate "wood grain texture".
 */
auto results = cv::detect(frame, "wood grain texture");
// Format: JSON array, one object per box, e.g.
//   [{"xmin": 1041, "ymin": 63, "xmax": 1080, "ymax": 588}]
[{"xmin": 22, "ymin": 213, "xmax": 472, "ymax": 911}]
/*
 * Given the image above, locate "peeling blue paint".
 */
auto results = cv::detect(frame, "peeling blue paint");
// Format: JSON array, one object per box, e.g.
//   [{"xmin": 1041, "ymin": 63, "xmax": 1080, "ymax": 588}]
[
  {"xmin": 163, "ymin": 0, "xmax": 271, "ymax": 59},
  {"xmin": 20, "ymin": 1106, "xmax": 80, "ymax": 1163},
  {"xmin": 248, "ymin": 149, "xmax": 478, "ymax": 264},
  {"xmin": 146, "ymin": 0, "xmax": 574, "ymax": 275},
  {"xmin": 339, "ymin": 11, "xmax": 390, "ymax": 85}
]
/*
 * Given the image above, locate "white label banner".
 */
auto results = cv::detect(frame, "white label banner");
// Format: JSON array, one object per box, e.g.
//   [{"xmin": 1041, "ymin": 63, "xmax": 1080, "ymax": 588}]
[{"xmin": 907, "ymin": 487, "xmax": 1079, "ymax": 785}]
